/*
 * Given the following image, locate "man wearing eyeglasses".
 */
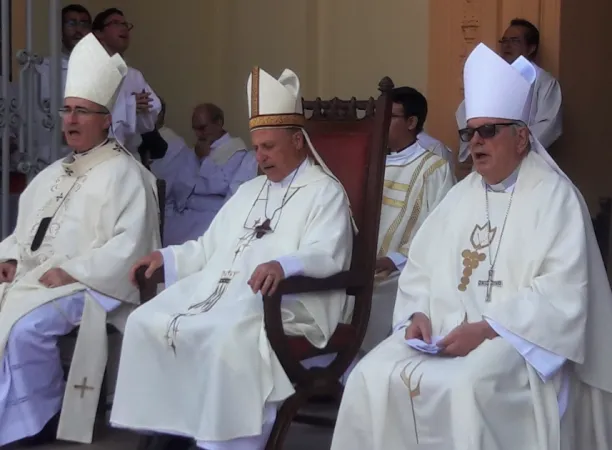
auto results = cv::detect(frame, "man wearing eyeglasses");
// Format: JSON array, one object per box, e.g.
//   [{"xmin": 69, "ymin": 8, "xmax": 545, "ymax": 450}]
[
  {"xmin": 332, "ymin": 43, "xmax": 612, "ymax": 450},
  {"xmin": 36, "ymin": 4, "xmax": 92, "ymax": 164},
  {"xmin": 92, "ymin": 8, "xmax": 162, "ymax": 162},
  {"xmin": 0, "ymin": 34, "xmax": 160, "ymax": 446},
  {"xmin": 361, "ymin": 86, "xmax": 454, "ymax": 354},
  {"xmin": 455, "ymin": 18, "xmax": 563, "ymax": 175}
]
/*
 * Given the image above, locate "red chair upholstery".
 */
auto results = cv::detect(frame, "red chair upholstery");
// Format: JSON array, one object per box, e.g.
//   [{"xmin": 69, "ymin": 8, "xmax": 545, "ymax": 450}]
[{"xmin": 263, "ymin": 78, "xmax": 394, "ymax": 449}]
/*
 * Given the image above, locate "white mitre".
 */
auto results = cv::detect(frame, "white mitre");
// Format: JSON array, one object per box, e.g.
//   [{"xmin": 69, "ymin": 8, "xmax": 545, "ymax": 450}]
[
  {"xmin": 247, "ymin": 66, "xmax": 357, "ymax": 232},
  {"xmin": 64, "ymin": 33, "xmax": 128, "ymax": 110},
  {"xmin": 465, "ymin": 43, "xmax": 612, "ymax": 394}
]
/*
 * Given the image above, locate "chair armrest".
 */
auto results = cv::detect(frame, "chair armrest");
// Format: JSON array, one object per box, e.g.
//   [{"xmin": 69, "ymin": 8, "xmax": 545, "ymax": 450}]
[
  {"xmin": 135, "ymin": 266, "xmax": 164, "ymax": 303},
  {"xmin": 262, "ymin": 270, "xmax": 360, "ymax": 384},
  {"xmin": 273, "ymin": 271, "xmax": 356, "ymax": 297}
]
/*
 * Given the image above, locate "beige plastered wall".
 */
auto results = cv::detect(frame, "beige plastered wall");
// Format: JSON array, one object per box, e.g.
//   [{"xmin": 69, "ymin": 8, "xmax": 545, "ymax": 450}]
[
  {"xmin": 16, "ymin": 0, "xmax": 612, "ymax": 212},
  {"xmin": 26, "ymin": 0, "xmax": 429, "ymax": 145}
]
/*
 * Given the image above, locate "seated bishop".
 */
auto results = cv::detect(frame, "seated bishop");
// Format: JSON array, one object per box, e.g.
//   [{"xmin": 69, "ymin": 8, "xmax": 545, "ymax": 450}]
[
  {"xmin": 331, "ymin": 43, "xmax": 612, "ymax": 450},
  {"xmin": 0, "ymin": 33, "xmax": 160, "ymax": 447},
  {"xmin": 362, "ymin": 86, "xmax": 454, "ymax": 354},
  {"xmin": 109, "ymin": 67, "xmax": 354, "ymax": 450},
  {"xmin": 151, "ymin": 102, "xmax": 257, "ymax": 246}
]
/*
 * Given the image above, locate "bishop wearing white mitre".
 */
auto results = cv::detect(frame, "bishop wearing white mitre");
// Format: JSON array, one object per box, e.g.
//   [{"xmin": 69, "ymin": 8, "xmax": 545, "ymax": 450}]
[
  {"xmin": 110, "ymin": 67, "xmax": 354, "ymax": 450},
  {"xmin": 331, "ymin": 43, "xmax": 612, "ymax": 450},
  {"xmin": 0, "ymin": 33, "xmax": 160, "ymax": 447},
  {"xmin": 363, "ymin": 86, "xmax": 454, "ymax": 353},
  {"xmin": 455, "ymin": 19, "xmax": 562, "ymax": 167}
]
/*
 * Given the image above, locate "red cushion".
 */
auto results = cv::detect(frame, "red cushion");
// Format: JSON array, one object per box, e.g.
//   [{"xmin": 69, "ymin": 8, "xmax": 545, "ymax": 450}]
[
  {"xmin": 9, "ymin": 172, "xmax": 26, "ymax": 194},
  {"xmin": 307, "ymin": 132, "xmax": 369, "ymax": 229},
  {"xmin": 288, "ymin": 323, "xmax": 357, "ymax": 360}
]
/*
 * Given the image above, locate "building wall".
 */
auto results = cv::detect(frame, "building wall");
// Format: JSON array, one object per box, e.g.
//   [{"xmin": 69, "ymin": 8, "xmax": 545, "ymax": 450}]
[
  {"xmin": 27, "ymin": 0, "xmax": 429, "ymax": 144},
  {"xmin": 557, "ymin": 0, "xmax": 612, "ymax": 211},
  {"xmin": 16, "ymin": 0, "xmax": 612, "ymax": 212}
]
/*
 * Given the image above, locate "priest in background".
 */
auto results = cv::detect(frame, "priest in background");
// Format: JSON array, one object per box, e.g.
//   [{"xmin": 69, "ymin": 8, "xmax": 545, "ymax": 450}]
[
  {"xmin": 456, "ymin": 18, "xmax": 562, "ymax": 171},
  {"xmin": 36, "ymin": 3, "xmax": 92, "ymax": 164},
  {"xmin": 417, "ymin": 130, "xmax": 453, "ymax": 166},
  {"xmin": 156, "ymin": 103, "xmax": 256, "ymax": 246},
  {"xmin": 331, "ymin": 43, "xmax": 612, "ymax": 450},
  {"xmin": 110, "ymin": 67, "xmax": 354, "ymax": 450},
  {"xmin": 362, "ymin": 86, "xmax": 454, "ymax": 353},
  {"xmin": 0, "ymin": 34, "xmax": 160, "ymax": 447},
  {"xmin": 93, "ymin": 7, "xmax": 162, "ymax": 160}
]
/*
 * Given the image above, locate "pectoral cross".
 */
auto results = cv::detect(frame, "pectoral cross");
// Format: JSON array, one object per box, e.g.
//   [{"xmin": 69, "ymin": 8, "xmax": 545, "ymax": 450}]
[
  {"xmin": 74, "ymin": 376, "xmax": 95, "ymax": 398},
  {"xmin": 478, "ymin": 268, "xmax": 502, "ymax": 302},
  {"xmin": 254, "ymin": 218, "xmax": 272, "ymax": 239}
]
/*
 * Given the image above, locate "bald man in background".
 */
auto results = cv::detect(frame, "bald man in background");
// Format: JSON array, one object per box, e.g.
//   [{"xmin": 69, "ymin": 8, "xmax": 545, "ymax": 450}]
[{"xmin": 155, "ymin": 103, "xmax": 257, "ymax": 246}]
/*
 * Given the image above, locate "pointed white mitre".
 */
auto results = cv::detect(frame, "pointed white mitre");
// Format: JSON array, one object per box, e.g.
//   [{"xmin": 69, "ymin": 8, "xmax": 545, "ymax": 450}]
[
  {"xmin": 464, "ymin": 43, "xmax": 537, "ymax": 123},
  {"xmin": 64, "ymin": 33, "xmax": 128, "ymax": 110},
  {"xmin": 247, "ymin": 67, "xmax": 305, "ymax": 130}
]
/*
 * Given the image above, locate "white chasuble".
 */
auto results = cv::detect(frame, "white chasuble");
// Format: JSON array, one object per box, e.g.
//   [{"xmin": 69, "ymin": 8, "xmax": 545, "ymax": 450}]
[
  {"xmin": 0, "ymin": 140, "xmax": 160, "ymax": 443},
  {"xmin": 362, "ymin": 146, "xmax": 453, "ymax": 353},
  {"xmin": 110, "ymin": 160, "xmax": 353, "ymax": 442},
  {"xmin": 331, "ymin": 151, "xmax": 606, "ymax": 450}
]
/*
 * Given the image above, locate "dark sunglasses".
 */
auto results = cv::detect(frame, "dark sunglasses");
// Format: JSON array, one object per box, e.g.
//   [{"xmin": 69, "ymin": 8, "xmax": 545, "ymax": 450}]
[{"xmin": 458, "ymin": 123, "xmax": 516, "ymax": 143}]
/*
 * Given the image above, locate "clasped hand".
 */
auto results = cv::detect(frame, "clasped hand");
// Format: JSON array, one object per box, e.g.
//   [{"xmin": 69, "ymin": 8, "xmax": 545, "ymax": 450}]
[
  {"xmin": 133, "ymin": 90, "xmax": 153, "ymax": 113},
  {"xmin": 405, "ymin": 312, "xmax": 496, "ymax": 357}
]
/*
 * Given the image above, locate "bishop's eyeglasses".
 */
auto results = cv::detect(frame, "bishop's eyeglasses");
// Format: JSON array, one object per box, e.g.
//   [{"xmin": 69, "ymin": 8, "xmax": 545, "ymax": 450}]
[
  {"xmin": 458, "ymin": 123, "xmax": 518, "ymax": 142},
  {"xmin": 58, "ymin": 107, "xmax": 108, "ymax": 118}
]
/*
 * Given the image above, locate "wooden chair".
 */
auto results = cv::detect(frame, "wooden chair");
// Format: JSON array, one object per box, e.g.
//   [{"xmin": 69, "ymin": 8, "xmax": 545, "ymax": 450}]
[
  {"xmin": 592, "ymin": 197, "xmax": 611, "ymax": 269},
  {"xmin": 134, "ymin": 78, "xmax": 393, "ymax": 450},
  {"xmin": 263, "ymin": 78, "xmax": 394, "ymax": 449},
  {"xmin": 59, "ymin": 178, "xmax": 166, "ymax": 437}
]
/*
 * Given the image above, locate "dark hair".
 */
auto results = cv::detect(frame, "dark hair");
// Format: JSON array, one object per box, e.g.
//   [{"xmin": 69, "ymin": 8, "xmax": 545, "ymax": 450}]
[
  {"xmin": 62, "ymin": 4, "xmax": 91, "ymax": 23},
  {"xmin": 194, "ymin": 103, "xmax": 225, "ymax": 126},
  {"xmin": 510, "ymin": 18, "xmax": 540, "ymax": 57},
  {"xmin": 92, "ymin": 8, "xmax": 124, "ymax": 31},
  {"xmin": 391, "ymin": 86, "xmax": 428, "ymax": 133}
]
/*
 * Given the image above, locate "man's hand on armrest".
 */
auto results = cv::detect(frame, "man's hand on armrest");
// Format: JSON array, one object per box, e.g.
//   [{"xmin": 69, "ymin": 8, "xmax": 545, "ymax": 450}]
[
  {"xmin": 248, "ymin": 261, "xmax": 285, "ymax": 297},
  {"xmin": 39, "ymin": 268, "xmax": 77, "ymax": 288},
  {"xmin": 0, "ymin": 260, "xmax": 17, "ymax": 283},
  {"xmin": 130, "ymin": 251, "xmax": 164, "ymax": 286}
]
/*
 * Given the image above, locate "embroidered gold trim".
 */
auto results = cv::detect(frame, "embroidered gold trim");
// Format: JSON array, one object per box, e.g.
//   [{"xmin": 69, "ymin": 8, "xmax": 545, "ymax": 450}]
[
  {"xmin": 382, "ymin": 196, "xmax": 405, "ymax": 208},
  {"xmin": 250, "ymin": 67, "xmax": 259, "ymax": 118},
  {"xmin": 384, "ymin": 180, "xmax": 410, "ymax": 192},
  {"xmin": 249, "ymin": 114, "xmax": 306, "ymax": 130},
  {"xmin": 377, "ymin": 153, "xmax": 435, "ymax": 257},
  {"xmin": 397, "ymin": 158, "xmax": 449, "ymax": 255}
]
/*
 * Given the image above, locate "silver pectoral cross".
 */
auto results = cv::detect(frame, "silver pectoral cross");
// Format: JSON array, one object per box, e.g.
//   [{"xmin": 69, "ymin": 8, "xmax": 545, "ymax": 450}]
[{"xmin": 478, "ymin": 269, "xmax": 502, "ymax": 302}]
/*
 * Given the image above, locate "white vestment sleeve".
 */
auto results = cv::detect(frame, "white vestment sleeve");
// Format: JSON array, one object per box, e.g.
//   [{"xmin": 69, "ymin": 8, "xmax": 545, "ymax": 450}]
[
  {"xmin": 166, "ymin": 189, "xmax": 235, "ymax": 281},
  {"xmin": 275, "ymin": 256, "xmax": 304, "ymax": 278},
  {"xmin": 530, "ymin": 75, "xmax": 563, "ymax": 149},
  {"xmin": 270, "ymin": 183, "xmax": 352, "ymax": 279},
  {"xmin": 484, "ymin": 181, "xmax": 588, "ymax": 364},
  {"xmin": 160, "ymin": 247, "xmax": 178, "ymax": 287},
  {"xmin": 59, "ymin": 163, "xmax": 158, "ymax": 301},
  {"xmin": 485, "ymin": 318, "xmax": 565, "ymax": 381},
  {"xmin": 386, "ymin": 252, "xmax": 407, "ymax": 271}
]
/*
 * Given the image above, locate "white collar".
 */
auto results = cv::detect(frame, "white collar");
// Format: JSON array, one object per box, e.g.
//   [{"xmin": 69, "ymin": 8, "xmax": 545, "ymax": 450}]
[
  {"xmin": 483, "ymin": 163, "xmax": 521, "ymax": 193},
  {"xmin": 386, "ymin": 141, "xmax": 427, "ymax": 166},
  {"xmin": 211, "ymin": 132, "xmax": 230, "ymax": 150},
  {"xmin": 270, "ymin": 157, "xmax": 310, "ymax": 188}
]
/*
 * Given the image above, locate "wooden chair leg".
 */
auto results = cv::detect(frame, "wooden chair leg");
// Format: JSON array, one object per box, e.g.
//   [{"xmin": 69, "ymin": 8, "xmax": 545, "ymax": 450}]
[{"xmin": 264, "ymin": 392, "xmax": 308, "ymax": 450}]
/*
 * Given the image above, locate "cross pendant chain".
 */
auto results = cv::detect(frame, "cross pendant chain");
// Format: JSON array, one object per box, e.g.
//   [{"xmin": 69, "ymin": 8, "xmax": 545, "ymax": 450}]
[{"xmin": 478, "ymin": 269, "xmax": 502, "ymax": 302}]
